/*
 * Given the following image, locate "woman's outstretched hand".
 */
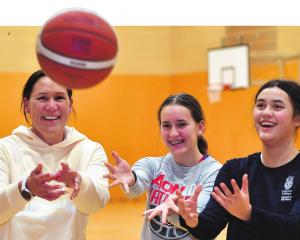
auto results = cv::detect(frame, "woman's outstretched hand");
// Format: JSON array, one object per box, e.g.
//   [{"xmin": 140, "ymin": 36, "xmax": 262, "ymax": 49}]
[
  {"xmin": 26, "ymin": 163, "xmax": 65, "ymax": 201},
  {"xmin": 103, "ymin": 151, "xmax": 135, "ymax": 193},
  {"xmin": 54, "ymin": 162, "xmax": 82, "ymax": 200},
  {"xmin": 211, "ymin": 174, "xmax": 252, "ymax": 221}
]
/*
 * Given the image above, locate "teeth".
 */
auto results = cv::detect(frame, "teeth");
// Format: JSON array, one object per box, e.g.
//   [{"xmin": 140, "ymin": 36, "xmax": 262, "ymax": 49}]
[
  {"xmin": 261, "ymin": 121, "xmax": 275, "ymax": 127},
  {"xmin": 169, "ymin": 140, "xmax": 184, "ymax": 145},
  {"xmin": 43, "ymin": 116, "xmax": 59, "ymax": 120}
]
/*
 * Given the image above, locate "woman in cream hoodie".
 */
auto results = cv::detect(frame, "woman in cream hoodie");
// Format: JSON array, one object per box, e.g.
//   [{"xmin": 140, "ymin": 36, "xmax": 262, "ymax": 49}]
[{"xmin": 0, "ymin": 70, "xmax": 109, "ymax": 240}]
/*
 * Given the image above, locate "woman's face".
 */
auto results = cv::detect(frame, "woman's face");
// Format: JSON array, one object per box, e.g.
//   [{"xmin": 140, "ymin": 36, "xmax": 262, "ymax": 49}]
[
  {"xmin": 160, "ymin": 104, "xmax": 204, "ymax": 157},
  {"xmin": 24, "ymin": 76, "xmax": 72, "ymax": 145},
  {"xmin": 253, "ymin": 86, "xmax": 300, "ymax": 145}
]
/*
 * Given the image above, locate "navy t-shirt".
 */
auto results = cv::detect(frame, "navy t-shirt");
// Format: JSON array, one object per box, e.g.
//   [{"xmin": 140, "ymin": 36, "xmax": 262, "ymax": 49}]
[{"xmin": 180, "ymin": 152, "xmax": 300, "ymax": 240}]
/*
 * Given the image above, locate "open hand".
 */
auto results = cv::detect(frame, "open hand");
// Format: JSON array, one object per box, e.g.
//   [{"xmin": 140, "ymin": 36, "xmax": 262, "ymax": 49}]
[
  {"xmin": 211, "ymin": 174, "xmax": 251, "ymax": 221},
  {"xmin": 177, "ymin": 185, "xmax": 201, "ymax": 227},
  {"xmin": 143, "ymin": 194, "xmax": 179, "ymax": 224},
  {"xmin": 26, "ymin": 163, "xmax": 65, "ymax": 201},
  {"xmin": 103, "ymin": 151, "xmax": 135, "ymax": 193},
  {"xmin": 54, "ymin": 162, "xmax": 82, "ymax": 200}
]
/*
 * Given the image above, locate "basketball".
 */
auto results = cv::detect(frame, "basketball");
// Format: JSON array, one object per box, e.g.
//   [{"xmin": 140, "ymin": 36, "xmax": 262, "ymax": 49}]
[{"xmin": 36, "ymin": 8, "xmax": 118, "ymax": 89}]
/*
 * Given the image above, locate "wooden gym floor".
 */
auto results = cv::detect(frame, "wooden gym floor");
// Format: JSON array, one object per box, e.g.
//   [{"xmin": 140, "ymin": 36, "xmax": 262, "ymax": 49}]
[{"xmin": 86, "ymin": 199, "xmax": 227, "ymax": 240}]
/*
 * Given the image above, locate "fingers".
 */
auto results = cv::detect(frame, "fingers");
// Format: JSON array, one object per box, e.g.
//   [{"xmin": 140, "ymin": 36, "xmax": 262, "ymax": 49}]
[
  {"xmin": 216, "ymin": 178, "xmax": 245, "ymax": 200},
  {"xmin": 143, "ymin": 209, "xmax": 154, "ymax": 217},
  {"xmin": 220, "ymin": 182, "xmax": 233, "ymax": 197},
  {"xmin": 212, "ymin": 175, "xmax": 251, "ymax": 221},
  {"xmin": 71, "ymin": 188, "xmax": 79, "ymax": 200},
  {"xmin": 32, "ymin": 181, "xmax": 66, "ymax": 200},
  {"xmin": 109, "ymin": 180, "xmax": 121, "ymax": 188},
  {"xmin": 53, "ymin": 170, "xmax": 63, "ymax": 179},
  {"xmin": 104, "ymin": 173, "xmax": 132, "ymax": 191},
  {"xmin": 71, "ymin": 175, "xmax": 82, "ymax": 200},
  {"xmin": 60, "ymin": 162, "xmax": 70, "ymax": 171},
  {"xmin": 144, "ymin": 206, "xmax": 168, "ymax": 224},
  {"xmin": 211, "ymin": 189, "xmax": 225, "ymax": 207},
  {"xmin": 54, "ymin": 164, "xmax": 79, "ymax": 188},
  {"xmin": 241, "ymin": 174, "xmax": 248, "ymax": 193},
  {"xmin": 31, "ymin": 163, "xmax": 43, "ymax": 175},
  {"xmin": 29, "ymin": 162, "xmax": 85, "ymax": 201},
  {"xmin": 177, "ymin": 199, "xmax": 198, "ymax": 227},
  {"xmin": 54, "ymin": 163, "xmax": 70, "ymax": 181},
  {"xmin": 38, "ymin": 173, "xmax": 55, "ymax": 182},
  {"xmin": 59, "ymin": 174, "xmax": 81, "ymax": 200},
  {"xmin": 148, "ymin": 209, "xmax": 160, "ymax": 221},
  {"xmin": 103, "ymin": 173, "xmax": 117, "ymax": 180},
  {"xmin": 169, "ymin": 203, "xmax": 179, "ymax": 213},
  {"xmin": 175, "ymin": 190, "xmax": 183, "ymax": 199},
  {"xmin": 161, "ymin": 208, "xmax": 169, "ymax": 224},
  {"xmin": 121, "ymin": 182, "xmax": 130, "ymax": 194},
  {"xmin": 178, "ymin": 199, "xmax": 187, "ymax": 217},
  {"xmin": 175, "ymin": 191, "xmax": 185, "ymax": 214},
  {"xmin": 230, "ymin": 179, "xmax": 241, "ymax": 195},
  {"xmin": 41, "ymin": 182, "xmax": 64, "ymax": 192},
  {"xmin": 143, "ymin": 199, "xmax": 176, "ymax": 225},
  {"xmin": 111, "ymin": 151, "xmax": 123, "ymax": 164},
  {"xmin": 189, "ymin": 184, "xmax": 202, "ymax": 202},
  {"xmin": 104, "ymin": 162, "xmax": 116, "ymax": 173}
]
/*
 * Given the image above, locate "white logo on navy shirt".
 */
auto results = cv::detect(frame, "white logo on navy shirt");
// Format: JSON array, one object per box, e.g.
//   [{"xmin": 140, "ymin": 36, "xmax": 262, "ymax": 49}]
[{"xmin": 281, "ymin": 176, "xmax": 294, "ymax": 201}]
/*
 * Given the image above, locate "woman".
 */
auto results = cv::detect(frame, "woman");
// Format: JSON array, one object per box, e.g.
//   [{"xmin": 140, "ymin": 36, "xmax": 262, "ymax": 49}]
[
  {"xmin": 150, "ymin": 79, "xmax": 300, "ymax": 240},
  {"xmin": 0, "ymin": 70, "xmax": 109, "ymax": 240},
  {"xmin": 104, "ymin": 93, "xmax": 221, "ymax": 240}
]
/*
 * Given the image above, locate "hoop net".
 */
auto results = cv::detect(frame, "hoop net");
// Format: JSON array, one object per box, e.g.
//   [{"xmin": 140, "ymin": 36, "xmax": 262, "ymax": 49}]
[{"xmin": 207, "ymin": 83, "xmax": 224, "ymax": 103}]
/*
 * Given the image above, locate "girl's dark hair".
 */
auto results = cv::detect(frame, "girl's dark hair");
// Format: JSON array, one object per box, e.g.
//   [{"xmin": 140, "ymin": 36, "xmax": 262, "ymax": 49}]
[
  {"xmin": 158, "ymin": 93, "xmax": 208, "ymax": 154},
  {"xmin": 21, "ymin": 70, "xmax": 73, "ymax": 123},
  {"xmin": 255, "ymin": 79, "xmax": 300, "ymax": 117}
]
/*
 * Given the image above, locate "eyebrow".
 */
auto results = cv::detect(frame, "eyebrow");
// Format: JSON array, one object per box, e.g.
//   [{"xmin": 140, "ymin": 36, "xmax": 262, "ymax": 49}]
[
  {"xmin": 161, "ymin": 119, "xmax": 187, "ymax": 123},
  {"xmin": 256, "ymin": 98, "xmax": 284, "ymax": 104},
  {"xmin": 37, "ymin": 92, "xmax": 67, "ymax": 95}
]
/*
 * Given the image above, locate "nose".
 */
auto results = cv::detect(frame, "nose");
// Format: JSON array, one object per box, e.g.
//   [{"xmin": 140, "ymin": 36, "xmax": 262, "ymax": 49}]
[
  {"xmin": 169, "ymin": 126, "xmax": 179, "ymax": 137},
  {"xmin": 261, "ymin": 105, "xmax": 272, "ymax": 117},
  {"xmin": 45, "ymin": 99, "xmax": 58, "ymax": 111}
]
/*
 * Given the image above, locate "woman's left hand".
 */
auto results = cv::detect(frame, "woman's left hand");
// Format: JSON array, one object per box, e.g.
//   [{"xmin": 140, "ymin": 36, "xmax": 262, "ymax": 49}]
[
  {"xmin": 211, "ymin": 174, "xmax": 252, "ymax": 221},
  {"xmin": 54, "ymin": 162, "xmax": 82, "ymax": 200}
]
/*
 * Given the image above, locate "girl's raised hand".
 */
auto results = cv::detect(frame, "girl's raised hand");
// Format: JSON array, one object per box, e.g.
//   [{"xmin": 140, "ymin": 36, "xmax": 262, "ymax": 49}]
[{"xmin": 103, "ymin": 151, "xmax": 135, "ymax": 193}]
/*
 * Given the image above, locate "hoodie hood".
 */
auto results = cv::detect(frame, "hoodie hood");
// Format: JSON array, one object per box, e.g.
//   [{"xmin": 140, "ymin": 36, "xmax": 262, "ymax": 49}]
[{"xmin": 12, "ymin": 125, "xmax": 87, "ymax": 148}]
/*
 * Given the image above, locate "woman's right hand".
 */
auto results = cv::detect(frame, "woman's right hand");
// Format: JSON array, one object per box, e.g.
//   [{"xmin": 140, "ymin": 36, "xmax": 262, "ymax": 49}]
[
  {"xmin": 103, "ymin": 151, "xmax": 135, "ymax": 193},
  {"xmin": 25, "ymin": 163, "xmax": 65, "ymax": 201}
]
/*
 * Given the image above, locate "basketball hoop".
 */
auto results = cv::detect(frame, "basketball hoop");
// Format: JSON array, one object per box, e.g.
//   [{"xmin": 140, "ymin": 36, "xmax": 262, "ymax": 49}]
[{"xmin": 207, "ymin": 83, "xmax": 223, "ymax": 103}]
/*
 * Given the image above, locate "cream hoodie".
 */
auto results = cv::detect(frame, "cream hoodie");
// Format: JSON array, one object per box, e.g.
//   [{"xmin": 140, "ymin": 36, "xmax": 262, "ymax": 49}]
[{"xmin": 0, "ymin": 125, "xmax": 109, "ymax": 240}]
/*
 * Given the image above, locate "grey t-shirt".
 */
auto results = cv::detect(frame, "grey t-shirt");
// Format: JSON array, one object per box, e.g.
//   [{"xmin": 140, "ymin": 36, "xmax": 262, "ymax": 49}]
[{"xmin": 127, "ymin": 153, "xmax": 222, "ymax": 240}]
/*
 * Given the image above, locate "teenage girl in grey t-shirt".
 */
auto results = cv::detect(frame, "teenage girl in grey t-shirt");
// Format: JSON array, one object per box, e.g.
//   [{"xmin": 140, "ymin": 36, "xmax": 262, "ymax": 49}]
[{"xmin": 104, "ymin": 93, "xmax": 221, "ymax": 240}]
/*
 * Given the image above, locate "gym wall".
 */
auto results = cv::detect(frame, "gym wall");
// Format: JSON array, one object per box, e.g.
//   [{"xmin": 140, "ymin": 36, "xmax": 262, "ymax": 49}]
[{"xmin": 1, "ymin": 26, "xmax": 300, "ymax": 199}]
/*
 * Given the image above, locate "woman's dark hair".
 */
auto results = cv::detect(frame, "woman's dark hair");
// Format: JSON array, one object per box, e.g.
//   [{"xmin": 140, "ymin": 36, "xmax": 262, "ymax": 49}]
[
  {"xmin": 158, "ymin": 93, "xmax": 208, "ymax": 154},
  {"xmin": 255, "ymin": 79, "xmax": 300, "ymax": 117},
  {"xmin": 21, "ymin": 70, "xmax": 73, "ymax": 123}
]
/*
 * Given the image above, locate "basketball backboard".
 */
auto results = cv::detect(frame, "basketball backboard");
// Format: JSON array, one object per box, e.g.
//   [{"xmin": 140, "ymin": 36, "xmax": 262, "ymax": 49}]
[{"xmin": 208, "ymin": 44, "xmax": 250, "ymax": 89}]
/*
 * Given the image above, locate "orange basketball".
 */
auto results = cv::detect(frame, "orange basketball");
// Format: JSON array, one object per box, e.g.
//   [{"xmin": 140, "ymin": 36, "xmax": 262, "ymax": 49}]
[{"xmin": 36, "ymin": 8, "xmax": 118, "ymax": 89}]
